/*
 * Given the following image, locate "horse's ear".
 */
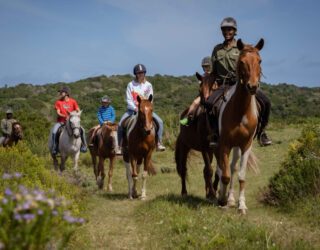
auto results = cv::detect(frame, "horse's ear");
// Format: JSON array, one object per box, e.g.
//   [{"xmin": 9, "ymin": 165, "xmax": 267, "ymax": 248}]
[
  {"xmin": 137, "ymin": 95, "xmax": 141, "ymax": 104},
  {"xmin": 148, "ymin": 94, "xmax": 153, "ymax": 102},
  {"xmin": 255, "ymin": 38, "xmax": 264, "ymax": 51},
  {"xmin": 196, "ymin": 72, "xmax": 202, "ymax": 82},
  {"xmin": 237, "ymin": 39, "xmax": 244, "ymax": 51}
]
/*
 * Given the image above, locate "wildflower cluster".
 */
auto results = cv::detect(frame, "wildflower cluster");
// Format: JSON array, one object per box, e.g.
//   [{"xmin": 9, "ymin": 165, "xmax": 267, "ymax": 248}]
[{"xmin": 0, "ymin": 172, "xmax": 85, "ymax": 249}]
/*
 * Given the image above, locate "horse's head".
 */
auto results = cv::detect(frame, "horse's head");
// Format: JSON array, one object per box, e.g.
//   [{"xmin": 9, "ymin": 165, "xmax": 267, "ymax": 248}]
[
  {"xmin": 237, "ymin": 38, "xmax": 264, "ymax": 95},
  {"xmin": 137, "ymin": 95, "xmax": 154, "ymax": 136},
  {"xmin": 67, "ymin": 111, "xmax": 81, "ymax": 138},
  {"xmin": 196, "ymin": 72, "xmax": 215, "ymax": 101},
  {"xmin": 12, "ymin": 122, "xmax": 23, "ymax": 140}
]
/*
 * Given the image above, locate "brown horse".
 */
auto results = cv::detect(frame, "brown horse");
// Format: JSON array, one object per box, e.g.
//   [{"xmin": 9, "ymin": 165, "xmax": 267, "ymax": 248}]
[
  {"xmin": 175, "ymin": 72, "xmax": 219, "ymax": 200},
  {"xmin": 123, "ymin": 95, "xmax": 156, "ymax": 199},
  {"xmin": 216, "ymin": 39, "xmax": 262, "ymax": 214},
  {"xmin": 88, "ymin": 122, "xmax": 117, "ymax": 190},
  {"xmin": 1, "ymin": 122, "xmax": 23, "ymax": 147}
]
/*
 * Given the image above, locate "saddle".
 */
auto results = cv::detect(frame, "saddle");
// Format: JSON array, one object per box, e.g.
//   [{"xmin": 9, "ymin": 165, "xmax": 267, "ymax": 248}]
[
  {"xmin": 121, "ymin": 115, "xmax": 159, "ymax": 140},
  {"xmin": 91, "ymin": 122, "xmax": 118, "ymax": 147}
]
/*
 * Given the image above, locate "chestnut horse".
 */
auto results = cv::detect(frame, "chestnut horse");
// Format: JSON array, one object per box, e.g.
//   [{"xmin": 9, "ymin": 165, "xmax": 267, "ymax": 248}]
[
  {"xmin": 123, "ymin": 95, "xmax": 156, "ymax": 199},
  {"xmin": 88, "ymin": 122, "xmax": 117, "ymax": 190},
  {"xmin": 1, "ymin": 122, "xmax": 23, "ymax": 147},
  {"xmin": 175, "ymin": 73, "xmax": 219, "ymax": 200},
  {"xmin": 217, "ymin": 39, "xmax": 262, "ymax": 214}
]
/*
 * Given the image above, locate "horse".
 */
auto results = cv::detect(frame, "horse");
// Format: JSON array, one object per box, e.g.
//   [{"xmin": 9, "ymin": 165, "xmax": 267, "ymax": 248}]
[
  {"xmin": 175, "ymin": 72, "xmax": 219, "ymax": 200},
  {"xmin": 88, "ymin": 122, "xmax": 117, "ymax": 190},
  {"xmin": 122, "ymin": 95, "xmax": 156, "ymax": 199},
  {"xmin": 48, "ymin": 111, "xmax": 82, "ymax": 172},
  {"xmin": 216, "ymin": 39, "xmax": 263, "ymax": 214},
  {"xmin": 1, "ymin": 122, "xmax": 23, "ymax": 147}
]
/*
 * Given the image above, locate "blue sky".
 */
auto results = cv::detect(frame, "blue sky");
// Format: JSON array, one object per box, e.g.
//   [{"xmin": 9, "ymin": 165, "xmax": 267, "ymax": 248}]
[{"xmin": 0, "ymin": 0, "xmax": 319, "ymax": 87}]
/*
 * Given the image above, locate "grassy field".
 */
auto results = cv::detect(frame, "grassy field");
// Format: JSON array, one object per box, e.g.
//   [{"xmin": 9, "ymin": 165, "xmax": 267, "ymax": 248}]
[{"xmin": 63, "ymin": 125, "xmax": 320, "ymax": 250}]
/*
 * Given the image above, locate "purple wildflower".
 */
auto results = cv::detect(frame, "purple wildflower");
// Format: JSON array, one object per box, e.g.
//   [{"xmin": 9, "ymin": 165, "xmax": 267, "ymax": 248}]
[
  {"xmin": 14, "ymin": 213, "xmax": 22, "ymax": 221},
  {"xmin": 14, "ymin": 172, "xmax": 22, "ymax": 178},
  {"xmin": 4, "ymin": 188, "xmax": 13, "ymax": 197},
  {"xmin": 2, "ymin": 173, "xmax": 12, "ymax": 180},
  {"xmin": 37, "ymin": 209, "xmax": 44, "ymax": 215},
  {"xmin": 18, "ymin": 185, "xmax": 29, "ymax": 195},
  {"xmin": 77, "ymin": 218, "xmax": 85, "ymax": 224},
  {"xmin": 2, "ymin": 198, "xmax": 8, "ymax": 204},
  {"xmin": 22, "ymin": 201, "xmax": 31, "ymax": 210},
  {"xmin": 52, "ymin": 210, "xmax": 58, "ymax": 216},
  {"xmin": 22, "ymin": 213, "xmax": 35, "ymax": 222},
  {"xmin": 63, "ymin": 214, "xmax": 77, "ymax": 224}
]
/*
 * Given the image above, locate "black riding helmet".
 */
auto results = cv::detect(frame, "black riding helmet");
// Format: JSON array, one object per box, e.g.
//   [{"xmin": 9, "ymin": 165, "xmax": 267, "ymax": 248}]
[{"xmin": 133, "ymin": 64, "xmax": 147, "ymax": 75}]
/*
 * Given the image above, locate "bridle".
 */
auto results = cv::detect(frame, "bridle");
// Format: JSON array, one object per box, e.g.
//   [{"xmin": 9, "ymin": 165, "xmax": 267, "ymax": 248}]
[{"xmin": 66, "ymin": 116, "xmax": 81, "ymax": 138}]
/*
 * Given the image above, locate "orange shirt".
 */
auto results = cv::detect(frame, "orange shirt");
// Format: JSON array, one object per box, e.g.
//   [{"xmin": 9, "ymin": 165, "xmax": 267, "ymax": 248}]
[{"xmin": 54, "ymin": 98, "xmax": 79, "ymax": 123}]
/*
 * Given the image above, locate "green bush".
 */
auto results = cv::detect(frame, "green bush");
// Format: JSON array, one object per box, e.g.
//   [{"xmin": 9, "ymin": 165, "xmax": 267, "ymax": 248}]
[{"xmin": 262, "ymin": 125, "xmax": 320, "ymax": 208}]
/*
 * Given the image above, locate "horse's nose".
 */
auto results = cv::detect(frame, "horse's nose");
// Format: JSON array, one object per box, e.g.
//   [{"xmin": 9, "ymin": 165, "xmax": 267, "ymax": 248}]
[{"xmin": 246, "ymin": 83, "xmax": 258, "ymax": 95}]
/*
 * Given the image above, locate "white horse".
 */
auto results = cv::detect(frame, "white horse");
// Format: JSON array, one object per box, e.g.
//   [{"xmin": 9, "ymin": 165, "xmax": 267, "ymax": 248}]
[{"xmin": 48, "ymin": 111, "xmax": 82, "ymax": 172}]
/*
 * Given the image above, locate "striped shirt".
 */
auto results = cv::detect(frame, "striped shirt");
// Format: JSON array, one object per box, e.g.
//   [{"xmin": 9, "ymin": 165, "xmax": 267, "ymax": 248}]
[{"xmin": 97, "ymin": 105, "xmax": 115, "ymax": 125}]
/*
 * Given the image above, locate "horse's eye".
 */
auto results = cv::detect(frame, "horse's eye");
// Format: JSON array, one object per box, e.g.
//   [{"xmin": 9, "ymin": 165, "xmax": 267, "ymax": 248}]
[{"xmin": 259, "ymin": 60, "xmax": 262, "ymax": 64}]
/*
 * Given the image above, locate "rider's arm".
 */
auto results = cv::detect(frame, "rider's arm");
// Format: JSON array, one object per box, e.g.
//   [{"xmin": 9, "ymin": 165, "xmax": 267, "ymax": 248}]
[
  {"xmin": 126, "ymin": 82, "xmax": 137, "ymax": 112},
  {"xmin": 56, "ymin": 108, "xmax": 67, "ymax": 118},
  {"xmin": 1, "ymin": 119, "xmax": 8, "ymax": 135},
  {"xmin": 97, "ymin": 107, "xmax": 104, "ymax": 125},
  {"xmin": 109, "ymin": 106, "xmax": 115, "ymax": 123}
]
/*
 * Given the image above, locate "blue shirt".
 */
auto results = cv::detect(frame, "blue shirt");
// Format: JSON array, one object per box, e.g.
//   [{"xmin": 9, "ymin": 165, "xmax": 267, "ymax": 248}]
[{"xmin": 97, "ymin": 105, "xmax": 115, "ymax": 125}]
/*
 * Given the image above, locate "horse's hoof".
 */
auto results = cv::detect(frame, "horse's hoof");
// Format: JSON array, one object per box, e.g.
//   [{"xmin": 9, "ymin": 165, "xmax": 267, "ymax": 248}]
[
  {"xmin": 218, "ymin": 198, "xmax": 228, "ymax": 207},
  {"xmin": 227, "ymin": 199, "xmax": 236, "ymax": 208},
  {"xmin": 140, "ymin": 195, "xmax": 146, "ymax": 200},
  {"xmin": 107, "ymin": 185, "xmax": 113, "ymax": 192},
  {"xmin": 238, "ymin": 208, "xmax": 247, "ymax": 215},
  {"xmin": 206, "ymin": 192, "xmax": 216, "ymax": 201}
]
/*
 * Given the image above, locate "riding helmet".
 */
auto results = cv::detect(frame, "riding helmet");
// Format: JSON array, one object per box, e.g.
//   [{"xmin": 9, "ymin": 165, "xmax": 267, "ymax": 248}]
[
  {"xmin": 220, "ymin": 17, "xmax": 237, "ymax": 30},
  {"xmin": 133, "ymin": 64, "xmax": 147, "ymax": 75},
  {"xmin": 101, "ymin": 95, "xmax": 111, "ymax": 103},
  {"xmin": 6, "ymin": 108, "xmax": 13, "ymax": 114},
  {"xmin": 201, "ymin": 56, "xmax": 212, "ymax": 67}
]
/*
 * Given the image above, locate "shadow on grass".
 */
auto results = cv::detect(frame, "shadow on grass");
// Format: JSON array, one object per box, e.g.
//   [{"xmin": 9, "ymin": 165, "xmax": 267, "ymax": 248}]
[
  {"xmin": 150, "ymin": 193, "xmax": 217, "ymax": 209},
  {"xmin": 100, "ymin": 192, "xmax": 129, "ymax": 201}
]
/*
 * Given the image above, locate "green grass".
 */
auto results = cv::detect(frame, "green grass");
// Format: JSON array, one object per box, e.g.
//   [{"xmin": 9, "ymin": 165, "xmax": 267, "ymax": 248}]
[{"xmin": 64, "ymin": 126, "xmax": 320, "ymax": 249}]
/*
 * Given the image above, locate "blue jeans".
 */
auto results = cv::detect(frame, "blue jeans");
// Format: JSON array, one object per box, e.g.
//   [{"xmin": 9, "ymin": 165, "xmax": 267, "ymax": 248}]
[{"xmin": 117, "ymin": 110, "xmax": 164, "ymax": 146}]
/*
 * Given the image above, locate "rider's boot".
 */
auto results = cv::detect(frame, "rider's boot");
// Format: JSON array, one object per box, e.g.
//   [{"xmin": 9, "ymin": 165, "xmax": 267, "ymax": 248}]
[
  {"xmin": 80, "ymin": 128, "xmax": 88, "ymax": 153},
  {"xmin": 51, "ymin": 133, "xmax": 58, "ymax": 155}
]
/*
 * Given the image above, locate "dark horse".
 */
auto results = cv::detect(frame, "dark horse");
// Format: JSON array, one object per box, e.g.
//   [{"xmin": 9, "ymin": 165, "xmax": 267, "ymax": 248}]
[
  {"xmin": 88, "ymin": 122, "xmax": 117, "ymax": 190},
  {"xmin": 123, "ymin": 95, "xmax": 156, "ymax": 199},
  {"xmin": 1, "ymin": 122, "xmax": 23, "ymax": 147},
  {"xmin": 175, "ymin": 72, "xmax": 219, "ymax": 200}
]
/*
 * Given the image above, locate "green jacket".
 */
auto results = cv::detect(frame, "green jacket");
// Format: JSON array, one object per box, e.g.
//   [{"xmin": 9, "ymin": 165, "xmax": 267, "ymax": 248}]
[
  {"xmin": 1, "ymin": 118, "xmax": 17, "ymax": 136},
  {"xmin": 211, "ymin": 39, "xmax": 239, "ymax": 85}
]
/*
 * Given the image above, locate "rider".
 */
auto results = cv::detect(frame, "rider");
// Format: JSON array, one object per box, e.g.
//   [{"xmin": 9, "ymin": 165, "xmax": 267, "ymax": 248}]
[
  {"xmin": 88, "ymin": 95, "xmax": 121, "ymax": 154},
  {"xmin": 51, "ymin": 86, "xmax": 87, "ymax": 155},
  {"xmin": 0, "ymin": 109, "xmax": 17, "ymax": 145},
  {"xmin": 206, "ymin": 17, "xmax": 272, "ymax": 147},
  {"xmin": 179, "ymin": 56, "xmax": 215, "ymax": 126},
  {"xmin": 117, "ymin": 64, "xmax": 166, "ymax": 153}
]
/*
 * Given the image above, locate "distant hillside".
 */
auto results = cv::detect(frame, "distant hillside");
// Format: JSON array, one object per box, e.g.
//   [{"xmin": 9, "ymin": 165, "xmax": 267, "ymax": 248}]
[{"xmin": 0, "ymin": 75, "xmax": 319, "ymax": 130}]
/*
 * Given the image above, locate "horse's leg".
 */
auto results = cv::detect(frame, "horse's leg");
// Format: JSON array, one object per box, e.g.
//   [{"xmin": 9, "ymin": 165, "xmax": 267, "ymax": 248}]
[
  {"xmin": 60, "ymin": 154, "xmax": 67, "ymax": 173},
  {"xmin": 90, "ymin": 150, "xmax": 98, "ymax": 180},
  {"xmin": 175, "ymin": 136, "xmax": 190, "ymax": 196},
  {"xmin": 141, "ymin": 153, "xmax": 152, "ymax": 200},
  {"xmin": 125, "ymin": 161, "xmax": 133, "ymax": 199},
  {"xmin": 97, "ymin": 156, "xmax": 105, "ymax": 189},
  {"xmin": 51, "ymin": 154, "xmax": 59, "ymax": 171},
  {"xmin": 238, "ymin": 146, "xmax": 252, "ymax": 215},
  {"xmin": 130, "ymin": 158, "xmax": 139, "ymax": 198},
  {"xmin": 218, "ymin": 146, "xmax": 231, "ymax": 206},
  {"xmin": 73, "ymin": 151, "xmax": 80, "ymax": 172},
  {"xmin": 213, "ymin": 152, "xmax": 220, "ymax": 194},
  {"xmin": 107, "ymin": 156, "xmax": 115, "ymax": 192},
  {"xmin": 201, "ymin": 151, "xmax": 215, "ymax": 200},
  {"xmin": 227, "ymin": 147, "xmax": 241, "ymax": 207}
]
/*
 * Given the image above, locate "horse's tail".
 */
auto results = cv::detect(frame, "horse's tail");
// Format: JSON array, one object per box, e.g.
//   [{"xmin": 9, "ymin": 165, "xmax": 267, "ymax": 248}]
[
  {"xmin": 175, "ymin": 135, "xmax": 188, "ymax": 179},
  {"xmin": 247, "ymin": 150, "xmax": 260, "ymax": 174}
]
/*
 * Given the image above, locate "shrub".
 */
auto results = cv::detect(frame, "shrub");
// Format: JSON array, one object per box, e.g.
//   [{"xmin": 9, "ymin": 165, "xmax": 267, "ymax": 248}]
[
  {"xmin": 261, "ymin": 125, "xmax": 320, "ymax": 207},
  {"xmin": 0, "ymin": 178, "xmax": 84, "ymax": 249}
]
